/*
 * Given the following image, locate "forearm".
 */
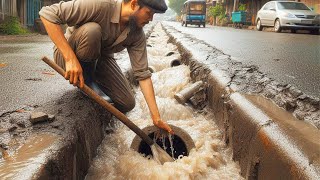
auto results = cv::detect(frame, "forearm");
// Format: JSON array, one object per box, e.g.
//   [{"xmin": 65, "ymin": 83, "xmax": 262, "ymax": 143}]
[
  {"xmin": 40, "ymin": 16, "xmax": 76, "ymax": 62},
  {"xmin": 40, "ymin": 16, "xmax": 84, "ymax": 87},
  {"xmin": 139, "ymin": 78, "xmax": 161, "ymax": 121}
]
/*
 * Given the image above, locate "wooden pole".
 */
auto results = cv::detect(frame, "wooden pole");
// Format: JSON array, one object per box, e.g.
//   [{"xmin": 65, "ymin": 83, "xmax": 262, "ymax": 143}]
[{"xmin": 41, "ymin": 56, "xmax": 155, "ymax": 146}]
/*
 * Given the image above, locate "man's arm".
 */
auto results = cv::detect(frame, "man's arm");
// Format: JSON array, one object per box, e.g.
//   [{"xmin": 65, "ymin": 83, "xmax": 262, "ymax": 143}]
[
  {"xmin": 139, "ymin": 78, "xmax": 174, "ymax": 134},
  {"xmin": 40, "ymin": 17, "xmax": 84, "ymax": 88}
]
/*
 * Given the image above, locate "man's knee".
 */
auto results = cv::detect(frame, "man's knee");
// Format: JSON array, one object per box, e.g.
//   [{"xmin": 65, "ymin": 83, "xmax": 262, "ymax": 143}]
[
  {"xmin": 73, "ymin": 22, "xmax": 102, "ymax": 61},
  {"xmin": 116, "ymin": 96, "xmax": 136, "ymax": 113}
]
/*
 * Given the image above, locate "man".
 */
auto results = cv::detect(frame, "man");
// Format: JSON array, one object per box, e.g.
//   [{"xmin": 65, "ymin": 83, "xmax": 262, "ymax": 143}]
[{"xmin": 39, "ymin": 0, "xmax": 173, "ymax": 134}]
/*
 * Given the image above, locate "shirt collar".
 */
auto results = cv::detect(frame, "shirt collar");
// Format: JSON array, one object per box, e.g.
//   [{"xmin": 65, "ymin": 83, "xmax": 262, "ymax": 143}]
[{"xmin": 111, "ymin": 0, "xmax": 122, "ymax": 23}]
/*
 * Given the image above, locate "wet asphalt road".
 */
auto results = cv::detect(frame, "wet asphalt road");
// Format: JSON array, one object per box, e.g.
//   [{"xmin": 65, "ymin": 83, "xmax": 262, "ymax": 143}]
[
  {"xmin": 164, "ymin": 21, "xmax": 320, "ymax": 98},
  {"xmin": 0, "ymin": 35, "xmax": 74, "ymax": 114}
]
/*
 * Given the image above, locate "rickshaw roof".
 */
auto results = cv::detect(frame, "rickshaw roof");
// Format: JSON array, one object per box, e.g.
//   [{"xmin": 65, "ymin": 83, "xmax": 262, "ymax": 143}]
[{"xmin": 184, "ymin": 0, "xmax": 206, "ymax": 5}]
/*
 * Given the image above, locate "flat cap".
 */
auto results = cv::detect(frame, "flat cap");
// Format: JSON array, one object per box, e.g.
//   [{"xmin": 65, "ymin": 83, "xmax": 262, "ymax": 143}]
[{"xmin": 139, "ymin": 0, "xmax": 168, "ymax": 13}]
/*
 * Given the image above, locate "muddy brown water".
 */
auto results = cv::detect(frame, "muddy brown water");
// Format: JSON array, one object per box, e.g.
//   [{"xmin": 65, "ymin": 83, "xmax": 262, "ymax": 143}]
[
  {"xmin": 85, "ymin": 24, "xmax": 243, "ymax": 180},
  {"xmin": 0, "ymin": 133, "xmax": 58, "ymax": 179}
]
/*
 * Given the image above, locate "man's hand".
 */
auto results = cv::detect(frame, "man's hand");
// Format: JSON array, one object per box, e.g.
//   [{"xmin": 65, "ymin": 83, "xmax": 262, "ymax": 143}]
[
  {"xmin": 64, "ymin": 59, "xmax": 84, "ymax": 88},
  {"xmin": 153, "ymin": 118, "xmax": 174, "ymax": 135},
  {"xmin": 40, "ymin": 17, "xmax": 84, "ymax": 89}
]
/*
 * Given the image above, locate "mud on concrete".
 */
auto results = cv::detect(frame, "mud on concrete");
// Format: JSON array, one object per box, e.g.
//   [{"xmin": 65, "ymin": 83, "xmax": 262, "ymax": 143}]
[
  {"xmin": 0, "ymin": 90, "xmax": 113, "ymax": 179},
  {"xmin": 162, "ymin": 23, "xmax": 319, "ymax": 129}
]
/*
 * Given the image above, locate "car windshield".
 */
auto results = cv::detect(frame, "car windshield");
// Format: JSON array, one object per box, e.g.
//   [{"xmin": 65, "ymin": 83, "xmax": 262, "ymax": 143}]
[{"xmin": 277, "ymin": 2, "xmax": 310, "ymax": 10}]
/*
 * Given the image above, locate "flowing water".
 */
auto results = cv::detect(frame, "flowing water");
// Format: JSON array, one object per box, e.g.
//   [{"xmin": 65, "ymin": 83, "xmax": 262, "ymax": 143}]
[{"xmin": 85, "ymin": 23, "xmax": 243, "ymax": 180}]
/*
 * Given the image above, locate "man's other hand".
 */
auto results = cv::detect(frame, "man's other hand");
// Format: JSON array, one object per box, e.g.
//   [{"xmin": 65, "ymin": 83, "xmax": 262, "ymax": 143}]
[{"xmin": 153, "ymin": 119, "xmax": 174, "ymax": 135}]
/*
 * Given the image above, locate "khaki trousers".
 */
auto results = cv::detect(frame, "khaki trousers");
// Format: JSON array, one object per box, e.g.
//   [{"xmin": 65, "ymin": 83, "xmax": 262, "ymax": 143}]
[{"xmin": 54, "ymin": 22, "xmax": 135, "ymax": 113}]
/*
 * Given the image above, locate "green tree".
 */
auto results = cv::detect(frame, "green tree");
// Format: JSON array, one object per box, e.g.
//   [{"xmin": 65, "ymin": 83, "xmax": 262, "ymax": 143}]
[
  {"xmin": 208, "ymin": 3, "xmax": 226, "ymax": 25},
  {"xmin": 168, "ymin": 0, "xmax": 187, "ymax": 15},
  {"xmin": 238, "ymin": 3, "xmax": 247, "ymax": 11}
]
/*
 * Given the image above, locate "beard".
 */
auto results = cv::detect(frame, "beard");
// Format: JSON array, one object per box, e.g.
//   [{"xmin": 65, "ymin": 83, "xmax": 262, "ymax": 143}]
[{"xmin": 128, "ymin": 15, "xmax": 142, "ymax": 32}]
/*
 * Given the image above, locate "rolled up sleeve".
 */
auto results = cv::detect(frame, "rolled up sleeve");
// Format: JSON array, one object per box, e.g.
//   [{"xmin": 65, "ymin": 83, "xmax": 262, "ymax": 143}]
[
  {"xmin": 39, "ymin": 0, "xmax": 102, "ymax": 26},
  {"xmin": 127, "ymin": 31, "xmax": 151, "ymax": 81}
]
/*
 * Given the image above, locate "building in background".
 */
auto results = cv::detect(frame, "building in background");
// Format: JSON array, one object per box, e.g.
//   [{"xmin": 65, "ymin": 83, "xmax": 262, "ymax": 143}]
[{"xmin": 0, "ymin": 0, "xmax": 58, "ymax": 29}]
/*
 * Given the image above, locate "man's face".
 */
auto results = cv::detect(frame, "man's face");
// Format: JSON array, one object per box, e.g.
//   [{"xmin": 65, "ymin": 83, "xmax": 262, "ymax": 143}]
[{"xmin": 129, "ymin": 6, "xmax": 155, "ymax": 30}]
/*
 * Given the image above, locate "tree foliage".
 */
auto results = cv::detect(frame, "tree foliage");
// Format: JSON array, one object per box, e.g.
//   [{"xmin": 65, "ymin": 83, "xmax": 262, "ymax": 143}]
[
  {"xmin": 238, "ymin": 3, "xmax": 247, "ymax": 11},
  {"xmin": 208, "ymin": 3, "xmax": 225, "ymax": 18},
  {"xmin": 168, "ymin": 0, "xmax": 187, "ymax": 15}
]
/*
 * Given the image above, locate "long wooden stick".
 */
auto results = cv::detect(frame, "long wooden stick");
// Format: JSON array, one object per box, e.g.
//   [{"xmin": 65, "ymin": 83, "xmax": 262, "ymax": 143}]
[{"xmin": 42, "ymin": 56, "xmax": 154, "ymax": 146}]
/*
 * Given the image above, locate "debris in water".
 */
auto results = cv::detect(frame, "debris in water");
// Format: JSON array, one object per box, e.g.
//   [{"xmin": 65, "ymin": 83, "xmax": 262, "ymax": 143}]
[{"xmin": 168, "ymin": 134, "xmax": 175, "ymax": 159}]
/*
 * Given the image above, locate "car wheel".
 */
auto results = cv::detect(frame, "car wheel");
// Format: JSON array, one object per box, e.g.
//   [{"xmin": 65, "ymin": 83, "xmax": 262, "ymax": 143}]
[
  {"xmin": 256, "ymin": 19, "xmax": 263, "ymax": 31},
  {"xmin": 274, "ymin": 19, "xmax": 282, "ymax": 33},
  {"xmin": 198, "ymin": 24, "xmax": 200, "ymax": 27},
  {"xmin": 203, "ymin": 23, "xmax": 206, "ymax": 28}
]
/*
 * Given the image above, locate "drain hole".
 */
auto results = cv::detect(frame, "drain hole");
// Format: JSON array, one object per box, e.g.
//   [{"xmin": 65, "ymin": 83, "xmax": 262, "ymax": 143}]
[
  {"xmin": 131, "ymin": 125, "xmax": 195, "ymax": 160},
  {"xmin": 138, "ymin": 133, "xmax": 188, "ymax": 159},
  {"xmin": 170, "ymin": 59, "xmax": 181, "ymax": 67}
]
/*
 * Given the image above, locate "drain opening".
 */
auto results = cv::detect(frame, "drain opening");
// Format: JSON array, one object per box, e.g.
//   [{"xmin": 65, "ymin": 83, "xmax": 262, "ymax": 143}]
[
  {"xmin": 131, "ymin": 125, "xmax": 195, "ymax": 160},
  {"xmin": 170, "ymin": 59, "xmax": 181, "ymax": 67},
  {"xmin": 138, "ymin": 133, "xmax": 188, "ymax": 159}
]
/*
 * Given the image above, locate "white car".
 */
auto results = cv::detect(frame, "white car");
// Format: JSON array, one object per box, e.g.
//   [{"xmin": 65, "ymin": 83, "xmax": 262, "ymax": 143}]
[{"xmin": 256, "ymin": 1, "xmax": 320, "ymax": 34}]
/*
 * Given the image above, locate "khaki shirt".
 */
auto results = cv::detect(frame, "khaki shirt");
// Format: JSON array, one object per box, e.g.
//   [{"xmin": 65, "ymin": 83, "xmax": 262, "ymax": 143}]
[{"xmin": 39, "ymin": 0, "xmax": 151, "ymax": 80}]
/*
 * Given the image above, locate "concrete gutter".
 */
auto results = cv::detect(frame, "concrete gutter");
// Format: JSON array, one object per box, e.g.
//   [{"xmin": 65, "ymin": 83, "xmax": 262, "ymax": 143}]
[{"xmin": 162, "ymin": 23, "xmax": 320, "ymax": 179}]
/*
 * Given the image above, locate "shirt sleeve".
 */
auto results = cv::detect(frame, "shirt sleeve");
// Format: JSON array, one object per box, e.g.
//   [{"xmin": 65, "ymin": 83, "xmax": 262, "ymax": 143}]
[
  {"xmin": 39, "ymin": 0, "xmax": 102, "ymax": 26},
  {"xmin": 127, "ymin": 31, "xmax": 152, "ymax": 81}
]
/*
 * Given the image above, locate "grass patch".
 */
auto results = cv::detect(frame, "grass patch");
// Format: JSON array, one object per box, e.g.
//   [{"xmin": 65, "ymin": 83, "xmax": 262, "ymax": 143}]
[{"xmin": 0, "ymin": 16, "xmax": 29, "ymax": 35}]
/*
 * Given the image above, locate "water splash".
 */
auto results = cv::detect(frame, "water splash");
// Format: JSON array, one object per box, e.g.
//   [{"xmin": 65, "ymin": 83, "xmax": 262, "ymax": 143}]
[{"xmin": 168, "ymin": 134, "xmax": 175, "ymax": 159}]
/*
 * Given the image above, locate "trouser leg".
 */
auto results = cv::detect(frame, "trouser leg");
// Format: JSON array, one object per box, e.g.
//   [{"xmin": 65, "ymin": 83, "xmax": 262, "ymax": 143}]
[
  {"xmin": 95, "ymin": 57, "xmax": 136, "ymax": 113},
  {"xmin": 54, "ymin": 22, "xmax": 102, "ymax": 70},
  {"xmin": 53, "ymin": 22, "xmax": 135, "ymax": 112}
]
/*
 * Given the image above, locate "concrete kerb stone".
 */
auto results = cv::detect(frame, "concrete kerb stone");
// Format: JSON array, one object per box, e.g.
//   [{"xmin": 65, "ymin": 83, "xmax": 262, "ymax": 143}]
[{"xmin": 161, "ymin": 23, "xmax": 320, "ymax": 179}]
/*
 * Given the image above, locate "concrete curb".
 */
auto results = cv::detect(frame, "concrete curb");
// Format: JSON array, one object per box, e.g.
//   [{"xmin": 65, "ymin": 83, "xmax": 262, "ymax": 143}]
[{"xmin": 162, "ymin": 23, "xmax": 320, "ymax": 179}]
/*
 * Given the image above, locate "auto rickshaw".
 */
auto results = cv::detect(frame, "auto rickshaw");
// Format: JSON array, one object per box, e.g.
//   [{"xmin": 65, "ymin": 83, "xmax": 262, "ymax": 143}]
[{"xmin": 181, "ymin": 0, "xmax": 206, "ymax": 28}]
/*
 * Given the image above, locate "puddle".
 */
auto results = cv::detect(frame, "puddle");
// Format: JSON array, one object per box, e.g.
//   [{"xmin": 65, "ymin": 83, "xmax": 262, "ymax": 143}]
[
  {"xmin": 85, "ymin": 23, "xmax": 243, "ymax": 180},
  {"xmin": 0, "ymin": 133, "xmax": 58, "ymax": 179}
]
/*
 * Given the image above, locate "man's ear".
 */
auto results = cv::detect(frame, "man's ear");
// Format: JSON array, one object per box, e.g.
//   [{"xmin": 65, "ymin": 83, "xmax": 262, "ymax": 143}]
[{"xmin": 130, "ymin": 0, "xmax": 139, "ymax": 11}]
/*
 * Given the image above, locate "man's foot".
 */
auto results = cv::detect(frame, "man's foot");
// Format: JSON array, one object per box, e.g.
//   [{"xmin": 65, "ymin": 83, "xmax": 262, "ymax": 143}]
[{"xmin": 79, "ymin": 61, "xmax": 113, "ymax": 104}]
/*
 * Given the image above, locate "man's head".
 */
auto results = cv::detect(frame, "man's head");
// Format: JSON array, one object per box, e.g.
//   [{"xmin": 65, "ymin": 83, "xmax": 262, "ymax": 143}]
[{"xmin": 122, "ymin": 0, "xmax": 167, "ymax": 31}]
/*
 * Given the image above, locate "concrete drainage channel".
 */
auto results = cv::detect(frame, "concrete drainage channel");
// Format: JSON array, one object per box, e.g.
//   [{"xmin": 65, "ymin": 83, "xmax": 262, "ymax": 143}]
[
  {"xmin": 1, "ymin": 22, "xmax": 319, "ymax": 179},
  {"xmin": 161, "ymin": 22, "xmax": 320, "ymax": 179}
]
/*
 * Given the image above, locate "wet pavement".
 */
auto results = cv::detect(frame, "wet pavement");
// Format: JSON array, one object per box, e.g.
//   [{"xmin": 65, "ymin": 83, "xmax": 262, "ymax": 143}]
[
  {"xmin": 0, "ymin": 35, "xmax": 74, "ymax": 115},
  {"xmin": 164, "ymin": 21, "xmax": 320, "ymax": 98}
]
